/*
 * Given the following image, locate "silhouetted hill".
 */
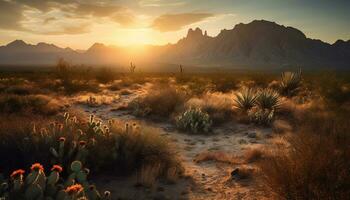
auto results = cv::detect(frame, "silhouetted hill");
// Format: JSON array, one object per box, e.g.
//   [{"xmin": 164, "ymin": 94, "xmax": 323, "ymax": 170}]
[
  {"xmin": 0, "ymin": 40, "xmax": 79, "ymax": 65},
  {"xmin": 0, "ymin": 20, "xmax": 349, "ymax": 69},
  {"xmin": 159, "ymin": 20, "xmax": 350, "ymax": 68}
]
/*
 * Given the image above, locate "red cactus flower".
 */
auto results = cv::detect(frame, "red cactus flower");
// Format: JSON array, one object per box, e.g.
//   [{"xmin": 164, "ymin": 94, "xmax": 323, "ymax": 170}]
[
  {"xmin": 59, "ymin": 137, "xmax": 66, "ymax": 142},
  {"xmin": 51, "ymin": 165, "xmax": 63, "ymax": 173},
  {"xmin": 10, "ymin": 169, "xmax": 25, "ymax": 179},
  {"xmin": 79, "ymin": 140, "xmax": 87, "ymax": 146},
  {"xmin": 65, "ymin": 184, "xmax": 83, "ymax": 195},
  {"xmin": 30, "ymin": 163, "xmax": 44, "ymax": 172}
]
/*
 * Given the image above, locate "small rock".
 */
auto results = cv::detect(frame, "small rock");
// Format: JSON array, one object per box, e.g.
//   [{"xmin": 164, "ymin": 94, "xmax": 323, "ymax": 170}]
[
  {"xmin": 238, "ymin": 139, "xmax": 248, "ymax": 144},
  {"xmin": 153, "ymin": 193, "xmax": 170, "ymax": 200},
  {"xmin": 247, "ymin": 132, "xmax": 256, "ymax": 138},
  {"xmin": 157, "ymin": 186, "xmax": 165, "ymax": 192},
  {"xmin": 181, "ymin": 190, "xmax": 189, "ymax": 195},
  {"xmin": 231, "ymin": 168, "xmax": 239, "ymax": 178}
]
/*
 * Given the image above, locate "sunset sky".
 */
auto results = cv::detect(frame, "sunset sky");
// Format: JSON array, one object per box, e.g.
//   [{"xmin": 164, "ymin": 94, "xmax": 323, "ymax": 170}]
[{"xmin": 0, "ymin": 0, "xmax": 349, "ymax": 49}]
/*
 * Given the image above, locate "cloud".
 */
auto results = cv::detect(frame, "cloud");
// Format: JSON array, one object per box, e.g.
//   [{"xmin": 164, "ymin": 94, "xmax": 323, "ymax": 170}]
[
  {"xmin": 139, "ymin": 0, "xmax": 186, "ymax": 7},
  {"xmin": 0, "ymin": 0, "xmax": 26, "ymax": 31},
  {"xmin": 152, "ymin": 13, "xmax": 214, "ymax": 32},
  {"xmin": 0, "ymin": 0, "xmax": 137, "ymax": 34},
  {"xmin": 43, "ymin": 24, "xmax": 91, "ymax": 35},
  {"xmin": 43, "ymin": 17, "xmax": 57, "ymax": 24}
]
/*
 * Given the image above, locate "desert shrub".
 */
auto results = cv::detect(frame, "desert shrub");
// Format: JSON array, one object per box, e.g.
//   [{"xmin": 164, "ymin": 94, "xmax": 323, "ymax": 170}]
[
  {"xmin": 317, "ymin": 74, "xmax": 350, "ymax": 106},
  {"xmin": 256, "ymin": 89, "xmax": 281, "ymax": 110},
  {"xmin": 0, "ymin": 113, "xmax": 182, "ymax": 183},
  {"xmin": 111, "ymin": 121, "xmax": 182, "ymax": 177},
  {"xmin": 233, "ymin": 88, "xmax": 257, "ymax": 112},
  {"xmin": 279, "ymin": 70, "xmax": 302, "ymax": 96},
  {"xmin": 95, "ymin": 68, "xmax": 116, "ymax": 84},
  {"xmin": 185, "ymin": 92, "xmax": 234, "ymax": 125},
  {"xmin": 248, "ymin": 107, "xmax": 275, "ymax": 125},
  {"xmin": 0, "ymin": 161, "xmax": 111, "ymax": 200},
  {"xmin": 61, "ymin": 80, "xmax": 101, "ymax": 94},
  {"xmin": 244, "ymin": 148, "xmax": 264, "ymax": 163},
  {"xmin": 129, "ymin": 84, "xmax": 187, "ymax": 118},
  {"xmin": 0, "ymin": 94, "xmax": 61, "ymax": 115},
  {"xmin": 55, "ymin": 58, "xmax": 71, "ymax": 84},
  {"xmin": 211, "ymin": 77, "xmax": 238, "ymax": 92},
  {"xmin": 259, "ymin": 110, "xmax": 350, "ymax": 199},
  {"xmin": 4, "ymin": 85, "xmax": 39, "ymax": 95},
  {"xmin": 176, "ymin": 107, "xmax": 212, "ymax": 134}
]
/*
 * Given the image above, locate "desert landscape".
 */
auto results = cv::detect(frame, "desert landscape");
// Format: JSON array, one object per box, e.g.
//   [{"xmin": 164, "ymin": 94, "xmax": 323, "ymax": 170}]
[{"xmin": 0, "ymin": 0, "xmax": 349, "ymax": 199}]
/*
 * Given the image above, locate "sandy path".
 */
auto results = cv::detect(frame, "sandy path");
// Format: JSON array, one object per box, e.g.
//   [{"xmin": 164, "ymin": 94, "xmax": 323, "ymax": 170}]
[{"xmin": 71, "ymin": 86, "xmax": 272, "ymax": 200}]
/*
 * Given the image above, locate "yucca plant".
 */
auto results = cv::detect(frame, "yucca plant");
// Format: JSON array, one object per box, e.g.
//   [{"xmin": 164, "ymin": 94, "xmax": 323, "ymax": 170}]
[
  {"xmin": 279, "ymin": 69, "xmax": 302, "ymax": 96},
  {"xmin": 233, "ymin": 88, "xmax": 257, "ymax": 112},
  {"xmin": 256, "ymin": 89, "xmax": 281, "ymax": 110}
]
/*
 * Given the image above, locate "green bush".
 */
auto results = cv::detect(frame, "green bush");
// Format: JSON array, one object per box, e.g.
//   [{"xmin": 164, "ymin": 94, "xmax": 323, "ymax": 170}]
[{"xmin": 176, "ymin": 107, "xmax": 212, "ymax": 134}]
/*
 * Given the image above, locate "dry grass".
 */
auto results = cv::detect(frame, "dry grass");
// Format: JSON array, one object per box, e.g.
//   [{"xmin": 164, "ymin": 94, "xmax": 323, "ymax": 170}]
[
  {"xmin": 231, "ymin": 165, "xmax": 255, "ymax": 180},
  {"xmin": 244, "ymin": 148, "xmax": 265, "ymax": 163},
  {"xmin": 259, "ymin": 110, "xmax": 350, "ymax": 200},
  {"xmin": 185, "ymin": 92, "xmax": 234, "ymax": 125},
  {"xmin": 109, "ymin": 121, "xmax": 184, "ymax": 180},
  {"xmin": 0, "ymin": 94, "xmax": 63, "ymax": 115},
  {"xmin": 129, "ymin": 83, "xmax": 187, "ymax": 118},
  {"xmin": 194, "ymin": 151, "xmax": 239, "ymax": 164}
]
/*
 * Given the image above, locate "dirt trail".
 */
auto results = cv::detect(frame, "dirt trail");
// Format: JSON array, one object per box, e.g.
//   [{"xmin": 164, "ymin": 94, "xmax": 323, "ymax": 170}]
[{"xmin": 71, "ymin": 85, "xmax": 272, "ymax": 200}]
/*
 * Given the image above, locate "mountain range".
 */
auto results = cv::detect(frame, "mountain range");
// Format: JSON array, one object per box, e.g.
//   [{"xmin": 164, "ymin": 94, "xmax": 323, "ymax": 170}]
[{"xmin": 0, "ymin": 20, "xmax": 349, "ymax": 70}]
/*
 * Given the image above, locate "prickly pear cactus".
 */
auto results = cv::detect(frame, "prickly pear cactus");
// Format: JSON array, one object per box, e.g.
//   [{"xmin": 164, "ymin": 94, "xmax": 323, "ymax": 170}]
[{"xmin": 1, "ymin": 162, "xmax": 111, "ymax": 200}]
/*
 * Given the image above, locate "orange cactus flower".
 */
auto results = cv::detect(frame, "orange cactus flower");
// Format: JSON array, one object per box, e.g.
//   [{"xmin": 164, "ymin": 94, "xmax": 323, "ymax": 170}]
[
  {"xmin": 65, "ymin": 184, "xmax": 83, "ymax": 195},
  {"xmin": 30, "ymin": 163, "xmax": 44, "ymax": 172},
  {"xmin": 10, "ymin": 169, "xmax": 25, "ymax": 179},
  {"xmin": 51, "ymin": 165, "xmax": 63, "ymax": 173}
]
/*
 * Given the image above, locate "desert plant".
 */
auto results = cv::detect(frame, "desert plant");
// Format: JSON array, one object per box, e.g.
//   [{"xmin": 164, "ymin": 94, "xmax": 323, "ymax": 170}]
[
  {"xmin": 259, "ymin": 110, "xmax": 350, "ymax": 200},
  {"xmin": 130, "ymin": 62, "xmax": 136, "ymax": 73},
  {"xmin": 233, "ymin": 87, "xmax": 257, "ymax": 112},
  {"xmin": 256, "ymin": 89, "xmax": 281, "ymax": 110},
  {"xmin": 176, "ymin": 107, "xmax": 212, "ymax": 134},
  {"xmin": 279, "ymin": 69, "xmax": 302, "ymax": 96},
  {"xmin": 129, "ymin": 84, "xmax": 187, "ymax": 118},
  {"xmin": 248, "ymin": 107, "xmax": 275, "ymax": 125},
  {"xmin": 185, "ymin": 92, "xmax": 234, "ymax": 125},
  {"xmin": 0, "ymin": 162, "xmax": 111, "ymax": 200}
]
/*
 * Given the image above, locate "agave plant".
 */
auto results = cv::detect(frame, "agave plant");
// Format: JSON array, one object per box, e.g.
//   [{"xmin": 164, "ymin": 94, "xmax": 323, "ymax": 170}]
[
  {"xmin": 279, "ymin": 69, "xmax": 302, "ymax": 96},
  {"xmin": 233, "ymin": 88, "xmax": 257, "ymax": 112},
  {"xmin": 256, "ymin": 89, "xmax": 281, "ymax": 110}
]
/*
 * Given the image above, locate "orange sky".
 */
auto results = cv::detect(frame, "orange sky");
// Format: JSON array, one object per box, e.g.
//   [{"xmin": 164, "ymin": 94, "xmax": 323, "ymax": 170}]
[{"xmin": 0, "ymin": 0, "xmax": 349, "ymax": 49}]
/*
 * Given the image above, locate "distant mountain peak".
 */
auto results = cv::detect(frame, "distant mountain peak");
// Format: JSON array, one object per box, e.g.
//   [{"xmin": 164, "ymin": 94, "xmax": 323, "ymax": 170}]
[
  {"xmin": 6, "ymin": 40, "xmax": 28, "ymax": 47},
  {"xmin": 187, "ymin": 28, "xmax": 204, "ymax": 38}
]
